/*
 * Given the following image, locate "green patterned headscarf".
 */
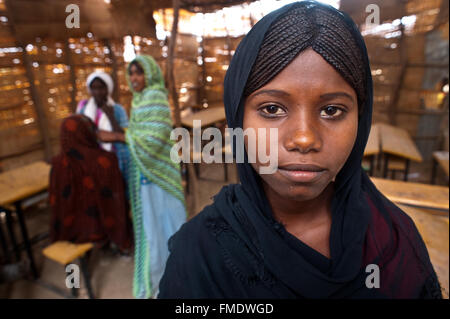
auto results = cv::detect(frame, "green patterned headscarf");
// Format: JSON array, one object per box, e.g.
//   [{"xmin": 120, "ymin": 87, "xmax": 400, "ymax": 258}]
[{"xmin": 126, "ymin": 55, "xmax": 185, "ymax": 299}]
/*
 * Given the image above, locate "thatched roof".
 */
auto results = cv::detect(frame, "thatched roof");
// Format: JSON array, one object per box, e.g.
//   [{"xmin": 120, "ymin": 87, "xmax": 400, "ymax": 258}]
[
  {"xmin": 340, "ymin": 0, "xmax": 448, "ymax": 29},
  {"xmin": 1, "ymin": 0, "xmax": 250, "ymax": 42}
]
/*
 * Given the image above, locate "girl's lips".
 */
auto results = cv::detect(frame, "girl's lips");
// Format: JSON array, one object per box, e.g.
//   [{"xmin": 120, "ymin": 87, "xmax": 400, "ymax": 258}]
[{"xmin": 277, "ymin": 164, "xmax": 326, "ymax": 183}]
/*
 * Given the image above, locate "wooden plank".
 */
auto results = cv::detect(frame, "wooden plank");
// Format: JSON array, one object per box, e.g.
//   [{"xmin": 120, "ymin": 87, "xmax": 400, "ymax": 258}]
[
  {"xmin": 181, "ymin": 106, "xmax": 226, "ymax": 128},
  {"xmin": 364, "ymin": 123, "xmax": 380, "ymax": 156},
  {"xmin": 371, "ymin": 177, "xmax": 449, "ymax": 210},
  {"xmin": 378, "ymin": 123, "xmax": 423, "ymax": 162},
  {"xmin": 397, "ymin": 204, "xmax": 449, "ymax": 298},
  {"xmin": 434, "ymin": 151, "xmax": 449, "ymax": 177},
  {"xmin": 0, "ymin": 161, "xmax": 51, "ymax": 206}
]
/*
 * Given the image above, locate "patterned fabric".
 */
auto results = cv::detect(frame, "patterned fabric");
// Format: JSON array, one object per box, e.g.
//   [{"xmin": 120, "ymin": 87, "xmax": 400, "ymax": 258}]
[
  {"xmin": 49, "ymin": 115, "xmax": 132, "ymax": 251},
  {"xmin": 112, "ymin": 104, "xmax": 131, "ymax": 187},
  {"xmin": 126, "ymin": 55, "xmax": 186, "ymax": 299},
  {"xmin": 139, "ymin": 180, "xmax": 186, "ymax": 298},
  {"xmin": 77, "ymin": 101, "xmax": 131, "ymax": 195},
  {"xmin": 126, "ymin": 55, "xmax": 184, "ymax": 203}
]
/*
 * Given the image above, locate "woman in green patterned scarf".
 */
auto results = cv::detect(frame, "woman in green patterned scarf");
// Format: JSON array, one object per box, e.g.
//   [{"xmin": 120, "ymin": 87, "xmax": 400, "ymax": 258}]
[{"xmin": 125, "ymin": 55, "xmax": 186, "ymax": 299}]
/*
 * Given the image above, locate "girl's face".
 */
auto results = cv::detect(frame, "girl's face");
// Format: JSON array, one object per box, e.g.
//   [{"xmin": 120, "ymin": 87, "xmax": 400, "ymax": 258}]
[
  {"xmin": 243, "ymin": 48, "xmax": 359, "ymax": 202},
  {"xmin": 89, "ymin": 78, "xmax": 108, "ymax": 107},
  {"xmin": 129, "ymin": 63, "xmax": 146, "ymax": 92}
]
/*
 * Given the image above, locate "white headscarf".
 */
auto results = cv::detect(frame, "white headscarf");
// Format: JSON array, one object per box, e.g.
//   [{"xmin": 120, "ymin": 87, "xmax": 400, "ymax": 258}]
[
  {"xmin": 79, "ymin": 71, "xmax": 116, "ymax": 151},
  {"xmin": 86, "ymin": 71, "xmax": 114, "ymax": 96}
]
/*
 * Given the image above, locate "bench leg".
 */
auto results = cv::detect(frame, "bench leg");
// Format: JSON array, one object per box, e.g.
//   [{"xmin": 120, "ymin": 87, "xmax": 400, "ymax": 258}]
[
  {"xmin": 14, "ymin": 202, "xmax": 38, "ymax": 279},
  {"xmin": 79, "ymin": 255, "xmax": 95, "ymax": 299},
  {"xmin": 71, "ymin": 286, "xmax": 79, "ymax": 298}
]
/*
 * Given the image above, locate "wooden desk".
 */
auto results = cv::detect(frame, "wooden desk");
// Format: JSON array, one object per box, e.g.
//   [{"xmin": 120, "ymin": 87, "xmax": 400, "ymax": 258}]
[
  {"xmin": 0, "ymin": 161, "xmax": 51, "ymax": 206},
  {"xmin": 364, "ymin": 124, "xmax": 380, "ymax": 156},
  {"xmin": 181, "ymin": 106, "xmax": 226, "ymax": 129},
  {"xmin": 432, "ymin": 151, "xmax": 449, "ymax": 184},
  {"xmin": 377, "ymin": 123, "xmax": 423, "ymax": 181},
  {"xmin": 363, "ymin": 124, "xmax": 381, "ymax": 176},
  {"xmin": 371, "ymin": 177, "xmax": 449, "ymax": 211},
  {"xmin": 0, "ymin": 161, "xmax": 51, "ymax": 278},
  {"xmin": 397, "ymin": 204, "xmax": 449, "ymax": 298},
  {"xmin": 434, "ymin": 151, "xmax": 450, "ymax": 177},
  {"xmin": 378, "ymin": 123, "xmax": 423, "ymax": 162}
]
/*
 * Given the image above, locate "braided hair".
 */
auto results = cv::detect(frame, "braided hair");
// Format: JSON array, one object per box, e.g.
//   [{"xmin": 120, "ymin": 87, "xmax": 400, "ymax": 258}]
[{"xmin": 244, "ymin": 1, "xmax": 367, "ymax": 113}]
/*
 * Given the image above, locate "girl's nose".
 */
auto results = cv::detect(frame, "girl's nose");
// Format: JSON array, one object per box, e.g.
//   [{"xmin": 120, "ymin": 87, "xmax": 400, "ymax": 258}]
[{"xmin": 284, "ymin": 121, "xmax": 322, "ymax": 154}]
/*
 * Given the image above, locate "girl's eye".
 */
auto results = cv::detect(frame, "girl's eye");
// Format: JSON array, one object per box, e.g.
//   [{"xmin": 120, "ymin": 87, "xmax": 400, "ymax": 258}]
[
  {"xmin": 320, "ymin": 106, "xmax": 344, "ymax": 118},
  {"xmin": 259, "ymin": 104, "xmax": 286, "ymax": 117}
]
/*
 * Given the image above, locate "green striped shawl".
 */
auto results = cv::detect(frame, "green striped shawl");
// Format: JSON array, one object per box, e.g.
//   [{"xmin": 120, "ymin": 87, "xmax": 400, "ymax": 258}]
[{"xmin": 126, "ymin": 55, "xmax": 185, "ymax": 298}]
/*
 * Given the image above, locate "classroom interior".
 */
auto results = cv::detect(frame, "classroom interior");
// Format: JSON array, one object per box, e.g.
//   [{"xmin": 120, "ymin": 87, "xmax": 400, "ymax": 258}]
[{"xmin": 0, "ymin": 0, "xmax": 448, "ymax": 299}]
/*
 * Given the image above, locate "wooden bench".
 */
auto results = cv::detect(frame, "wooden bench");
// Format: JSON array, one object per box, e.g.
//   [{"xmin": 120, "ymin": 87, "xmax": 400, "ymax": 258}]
[
  {"xmin": 42, "ymin": 241, "xmax": 95, "ymax": 299},
  {"xmin": 397, "ymin": 204, "xmax": 449, "ymax": 298},
  {"xmin": 371, "ymin": 177, "xmax": 449, "ymax": 211},
  {"xmin": 431, "ymin": 151, "xmax": 449, "ymax": 184}
]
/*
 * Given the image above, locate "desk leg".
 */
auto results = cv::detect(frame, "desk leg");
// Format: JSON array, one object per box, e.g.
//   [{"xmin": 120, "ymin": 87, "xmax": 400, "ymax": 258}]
[
  {"xmin": 383, "ymin": 153, "xmax": 389, "ymax": 178},
  {"xmin": 0, "ymin": 221, "xmax": 11, "ymax": 263},
  {"xmin": 377, "ymin": 152, "xmax": 382, "ymax": 171},
  {"xmin": 369, "ymin": 155, "xmax": 374, "ymax": 176},
  {"xmin": 431, "ymin": 158, "xmax": 437, "ymax": 184},
  {"xmin": 14, "ymin": 202, "xmax": 38, "ymax": 279},
  {"xmin": 404, "ymin": 159, "xmax": 410, "ymax": 182},
  {"xmin": 4, "ymin": 209, "xmax": 20, "ymax": 261}
]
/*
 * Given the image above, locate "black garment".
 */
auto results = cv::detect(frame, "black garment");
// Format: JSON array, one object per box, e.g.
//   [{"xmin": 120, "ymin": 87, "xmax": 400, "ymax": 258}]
[{"xmin": 158, "ymin": 1, "xmax": 441, "ymax": 299}]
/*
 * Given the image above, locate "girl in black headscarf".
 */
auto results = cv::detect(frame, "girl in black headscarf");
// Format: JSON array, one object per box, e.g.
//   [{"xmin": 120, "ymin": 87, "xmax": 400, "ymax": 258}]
[{"xmin": 158, "ymin": 1, "xmax": 442, "ymax": 298}]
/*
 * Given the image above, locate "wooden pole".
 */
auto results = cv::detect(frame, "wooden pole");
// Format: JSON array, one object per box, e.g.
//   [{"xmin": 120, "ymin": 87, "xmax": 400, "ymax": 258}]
[
  {"xmin": 167, "ymin": 0, "xmax": 181, "ymax": 127},
  {"xmin": 105, "ymin": 39, "xmax": 120, "ymax": 103},
  {"xmin": 199, "ymin": 13, "xmax": 207, "ymax": 107},
  {"xmin": 386, "ymin": 0, "xmax": 411, "ymax": 126},
  {"xmin": 246, "ymin": 2, "xmax": 255, "ymax": 27},
  {"xmin": 388, "ymin": 22, "xmax": 407, "ymax": 126},
  {"xmin": 4, "ymin": 0, "xmax": 52, "ymax": 161},
  {"xmin": 200, "ymin": 36, "xmax": 207, "ymax": 106},
  {"xmin": 223, "ymin": 12, "xmax": 233, "ymax": 64},
  {"xmin": 64, "ymin": 40, "xmax": 78, "ymax": 113}
]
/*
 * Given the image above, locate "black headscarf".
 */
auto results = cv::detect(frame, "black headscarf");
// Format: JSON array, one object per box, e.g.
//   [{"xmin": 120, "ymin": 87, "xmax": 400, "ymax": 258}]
[{"xmin": 158, "ymin": 1, "xmax": 441, "ymax": 299}]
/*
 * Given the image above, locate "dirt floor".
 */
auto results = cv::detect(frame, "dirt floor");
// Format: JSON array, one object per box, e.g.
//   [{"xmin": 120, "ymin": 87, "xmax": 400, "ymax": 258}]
[{"xmin": 0, "ymin": 159, "xmax": 447, "ymax": 299}]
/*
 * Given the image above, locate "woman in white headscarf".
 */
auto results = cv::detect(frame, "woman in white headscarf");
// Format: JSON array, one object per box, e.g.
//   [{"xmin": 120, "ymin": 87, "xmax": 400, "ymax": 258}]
[{"xmin": 76, "ymin": 71, "xmax": 131, "ymax": 193}]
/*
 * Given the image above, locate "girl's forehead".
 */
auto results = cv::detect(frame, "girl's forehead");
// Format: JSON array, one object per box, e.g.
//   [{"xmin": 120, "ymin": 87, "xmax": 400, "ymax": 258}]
[
  {"xmin": 130, "ymin": 62, "xmax": 144, "ymax": 73},
  {"xmin": 90, "ymin": 78, "xmax": 106, "ymax": 87}
]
